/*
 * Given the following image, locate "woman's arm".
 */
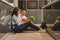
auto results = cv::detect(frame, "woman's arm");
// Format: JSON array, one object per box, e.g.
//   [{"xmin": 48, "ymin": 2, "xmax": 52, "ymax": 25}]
[
  {"xmin": 12, "ymin": 15, "xmax": 26, "ymax": 25},
  {"xmin": 19, "ymin": 21, "xmax": 26, "ymax": 25}
]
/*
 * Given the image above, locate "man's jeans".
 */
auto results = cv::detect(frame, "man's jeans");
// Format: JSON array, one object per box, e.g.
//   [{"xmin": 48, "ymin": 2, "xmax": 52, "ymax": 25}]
[{"xmin": 12, "ymin": 22, "xmax": 40, "ymax": 32}]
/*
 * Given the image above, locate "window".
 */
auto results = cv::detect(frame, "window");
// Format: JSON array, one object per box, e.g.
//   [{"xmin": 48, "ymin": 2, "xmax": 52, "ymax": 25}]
[
  {"xmin": 27, "ymin": 1, "xmax": 38, "ymax": 9},
  {"xmin": 6, "ymin": 0, "xmax": 13, "ymax": 3},
  {"xmin": 18, "ymin": 0, "xmax": 26, "ymax": 9},
  {"xmin": 22, "ymin": 1, "xmax": 26, "ymax": 9},
  {"xmin": 39, "ymin": 1, "xmax": 43, "ymax": 9},
  {"xmin": 18, "ymin": 0, "xmax": 44, "ymax": 9}
]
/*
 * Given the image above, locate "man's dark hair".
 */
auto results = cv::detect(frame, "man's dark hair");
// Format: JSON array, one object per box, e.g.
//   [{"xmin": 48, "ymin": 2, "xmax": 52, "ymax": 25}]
[{"xmin": 20, "ymin": 8, "xmax": 26, "ymax": 11}]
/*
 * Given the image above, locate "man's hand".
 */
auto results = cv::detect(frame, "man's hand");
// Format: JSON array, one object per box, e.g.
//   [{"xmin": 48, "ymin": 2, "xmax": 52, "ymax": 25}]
[{"xmin": 22, "ymin": 18, "xmax": 31, "ymax": 22}]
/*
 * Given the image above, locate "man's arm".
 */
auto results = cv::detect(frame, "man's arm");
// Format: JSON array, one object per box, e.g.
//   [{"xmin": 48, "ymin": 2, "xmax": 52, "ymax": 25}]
[
  {"xmin": 22, "ymin": 18, "xmax": 31, "ymax": 22},
  {"xmin": 22, "ymin": 16, "xmax": 31, "ymax": 22},
  {"xmin": 19, "ymin": 18, "xmax": 31, "ymax": 25}
]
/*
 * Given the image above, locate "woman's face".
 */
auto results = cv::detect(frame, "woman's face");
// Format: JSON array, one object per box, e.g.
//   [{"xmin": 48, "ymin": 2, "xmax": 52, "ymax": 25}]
[{"xmin": 18, "ymin": 9, "xmax": 20, "ymax": 14}]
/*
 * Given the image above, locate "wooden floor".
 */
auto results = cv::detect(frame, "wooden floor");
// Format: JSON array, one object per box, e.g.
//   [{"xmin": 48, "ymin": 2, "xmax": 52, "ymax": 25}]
[
  {"xmin": 0, "ymin": 29, "xmax": 54, "ymax": 40},
  {"xmin": 0, "ymin": 33, "xmax": 6, "ymax": 39}
]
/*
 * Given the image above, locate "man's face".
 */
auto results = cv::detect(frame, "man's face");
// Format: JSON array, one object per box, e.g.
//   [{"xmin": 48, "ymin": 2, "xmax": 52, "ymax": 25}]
[{"xmin": 20, "ymin": 10, "xmax": 26, "ymax": 15}]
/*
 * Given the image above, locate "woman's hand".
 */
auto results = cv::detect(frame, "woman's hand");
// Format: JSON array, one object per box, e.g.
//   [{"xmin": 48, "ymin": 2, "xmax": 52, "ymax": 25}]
[{"xmin": 19, "ymin": 21, "xmax": 26, "ymax": 25}]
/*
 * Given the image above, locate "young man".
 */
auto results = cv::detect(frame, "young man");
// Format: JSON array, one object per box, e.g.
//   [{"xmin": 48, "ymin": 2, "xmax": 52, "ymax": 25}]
[{"xmin": 20, "ymin": 9, "xmax": 40, "ymax": 31}]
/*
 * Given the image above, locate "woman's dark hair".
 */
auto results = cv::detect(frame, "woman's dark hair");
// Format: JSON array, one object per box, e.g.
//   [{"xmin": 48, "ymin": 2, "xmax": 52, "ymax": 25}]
[{"xmin": 12, "ymin": 7, "xmax": 20, "ymax": 16}]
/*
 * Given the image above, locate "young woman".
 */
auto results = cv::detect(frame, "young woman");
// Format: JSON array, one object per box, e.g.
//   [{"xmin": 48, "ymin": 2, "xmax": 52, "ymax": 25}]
[{"xmin": 12, "ymin": 7, "xmax": 40, "ymax": 33}]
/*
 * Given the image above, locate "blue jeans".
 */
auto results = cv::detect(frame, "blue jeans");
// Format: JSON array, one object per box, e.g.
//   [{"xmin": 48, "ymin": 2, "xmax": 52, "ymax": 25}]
[{"xmin": 13, "ymin": 22, "xmax": 40, "ymax": 32}]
